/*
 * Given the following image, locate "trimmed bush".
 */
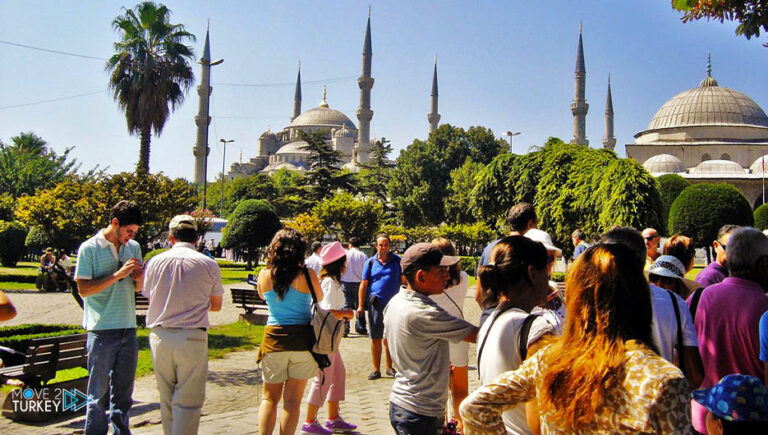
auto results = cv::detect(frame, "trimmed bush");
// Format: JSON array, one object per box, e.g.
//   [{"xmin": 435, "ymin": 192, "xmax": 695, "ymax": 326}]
[
  {"xmin": 459, "ymin": 256, "xmax": 478, "ymax": 277},
  {"xmin": 216, "ymin": 260, "xmax": 247, "ymax": 269},
  {"xmin": 669, "ymin": 183, "xmax": 754, "ymax": 248},
  {"xmin": 24, "ymin": 226, "xmax": 53, "ymax": 253},
  {"xmin": 0, "ymin": 324, "xmax": 85, "ymax": 352},
  {"xmin": 0, "ymin": 273, "xmax": 37, "ymax": 283},
  {"xmin": 144, "ymin": 248, "xmax": 169, "ymax": 262},
  {"xmin": 657, "ymin": 174, "xmax": 690, "ymax": 235},
  {"xmin": 222, "ymin": 200, "xmax": 281, "ymax": 267},
  {"xmin": 0, "ymin": 221, "xmax": 28, "ymax": 267},
  {"xmin": 755, "ymin": 204, "xmax": 768, "ymax": 231}
]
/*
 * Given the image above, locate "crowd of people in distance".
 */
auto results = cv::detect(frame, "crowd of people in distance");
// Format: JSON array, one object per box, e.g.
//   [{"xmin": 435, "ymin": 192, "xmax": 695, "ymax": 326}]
[{"xmin": 3, "ymin": 198, "xmax": 768, "ymax": 435}]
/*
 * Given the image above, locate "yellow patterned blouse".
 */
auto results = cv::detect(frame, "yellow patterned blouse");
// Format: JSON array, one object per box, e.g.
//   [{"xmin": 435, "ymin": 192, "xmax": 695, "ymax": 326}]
[{"xmin": 460, "ymin": 344, "xmax": 691, "ymax": 434}]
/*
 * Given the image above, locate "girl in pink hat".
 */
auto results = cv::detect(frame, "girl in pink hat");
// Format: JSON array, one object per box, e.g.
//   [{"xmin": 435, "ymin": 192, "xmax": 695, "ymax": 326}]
[{"xmin": 302, "ymin": 241, "xmax": 358, "ymax": 434}]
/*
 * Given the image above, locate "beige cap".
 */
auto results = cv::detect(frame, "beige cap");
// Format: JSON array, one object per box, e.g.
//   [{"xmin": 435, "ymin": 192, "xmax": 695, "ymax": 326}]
[{"xmin": 169, "ymin": 215, "xmax": 197, "ymax": 231}]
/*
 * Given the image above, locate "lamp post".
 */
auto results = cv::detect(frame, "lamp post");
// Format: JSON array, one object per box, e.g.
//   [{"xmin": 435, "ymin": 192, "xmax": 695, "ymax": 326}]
[
  {"xmin": 219, "ymin": 138, "xmax": 234, "ymax": 217},
  {"xmin": 506, "ymin": 131, "xmax": 521, "ymax": 153}
]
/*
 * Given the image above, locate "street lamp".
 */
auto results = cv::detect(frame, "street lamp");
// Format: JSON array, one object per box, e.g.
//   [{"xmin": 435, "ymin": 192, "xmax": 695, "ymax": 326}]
[
  {"xmin": 506, "ymin": 131, "xmax": 521, "ymax": 153},
  {"xmin": 219, "ymin": 138, "xmax": 235, "ymax": 217}
]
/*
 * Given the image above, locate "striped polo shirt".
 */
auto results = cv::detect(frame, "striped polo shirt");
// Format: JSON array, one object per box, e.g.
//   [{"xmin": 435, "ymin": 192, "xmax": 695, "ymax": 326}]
[{"xmin": 74, "ymin": 230, "xmax": 142, "ymax": 330}]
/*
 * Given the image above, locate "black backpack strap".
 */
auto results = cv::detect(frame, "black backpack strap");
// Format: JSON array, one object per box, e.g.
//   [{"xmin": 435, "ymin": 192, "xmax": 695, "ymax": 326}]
[
  {"xmin": 476, "ymin": 305, "xmax": 514, "ymax": 379},
  {"xmin": 303, "ymin": 267, "xmax": 318, "ymax": 305},
  {"xmin": 519, "ymin": 314, "xmax": 539, "ymax": 361},
  {"xmin": 667, "ymin": 290, "xmax": 685, "ymax": 373},
  {"xmin": 689, "ymin": 287, "xmax": 703, "ymax": 322}
]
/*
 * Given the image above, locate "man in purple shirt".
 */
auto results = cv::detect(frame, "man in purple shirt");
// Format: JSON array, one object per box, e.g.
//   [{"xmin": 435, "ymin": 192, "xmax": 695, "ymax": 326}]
[
  {"xmin": 690, "ymin": 227, "xmax": 768, "ymax": 433},
  {"xmin": 694, "ymin": 224, "xmax": 738, "ymax": 289}
]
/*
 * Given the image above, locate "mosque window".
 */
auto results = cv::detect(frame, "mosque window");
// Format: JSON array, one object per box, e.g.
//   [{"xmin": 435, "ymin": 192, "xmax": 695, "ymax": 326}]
[
  {"xmin": 701, "ymin": 153, "xmax": 711, "ymax": 162},
  {"xmin": 720, "ymin": 153, "xmax": 731, "ymax": 161}
]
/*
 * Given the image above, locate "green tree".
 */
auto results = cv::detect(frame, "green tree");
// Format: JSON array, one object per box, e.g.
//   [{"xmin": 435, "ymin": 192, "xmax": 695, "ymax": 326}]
[
  {"xmin": 106, "ymin": 1, "xmax": 196, "ymax": 173},
  {"xmin": 299, "ymin": 131, "xmax": 355, "ymax": 202},
  {"xmin": 754, "ymin": 203, "xmax": 768, "ymax": 230},
  {"xmin": 657, "ymin": 174, "xmax": 691, "ymax": 235},
  {"xmin": 25, "ymin": 226, "xmax": 53, "ymax": 253},
  {"xmin": 0, "ymin": 221, "xmax": 28, "ymax": 267},
  {"xmin": 221, "ymin": 200, "xmax": 282, "ymax": 269},
  {"xmin": 358, "ymin": 137, "xmax": 395, "ymax": 204},
  {"xmin": 285, "ymin": 213, "xmax": 327, "ymax": 245},
  {"xmin": 0, "ymin": 133, "xmax": 83, "ymax": 198},
  {"xmin": 673, "ymin": 1, "xmax": 768, "ymax": 46},
  {"xmin": 445, "ymin": 159, "xmax": 485, "ymax": 224},
  {"xmin": 0, "ymin": 194, "xmax": 15, "ymax": 221},
  {"xmin": 313, "ymin": 192, "xmax": 384, "ymax": 242},
  {"xmin": 669, "ymin": 183, "xmax": 754, "ymax": 251}
]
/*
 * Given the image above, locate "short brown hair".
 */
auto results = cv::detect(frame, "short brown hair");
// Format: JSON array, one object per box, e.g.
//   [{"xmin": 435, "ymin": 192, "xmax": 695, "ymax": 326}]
[{"xmin": 663, "ymin": 235, "xmax": 695, "ymax": 270}]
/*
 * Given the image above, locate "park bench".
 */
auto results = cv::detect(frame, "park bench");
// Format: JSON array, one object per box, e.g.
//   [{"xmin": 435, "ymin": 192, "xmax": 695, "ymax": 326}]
[
  {"xmin": 0, "ymin": 333, "xmax": 88, "ymax": 388},
  {"xmin": 230, "ymin": 288, "xmax": 268, "ymax": 325},
  {"xmin": 135, "ymin": 292, "xmax": 149, "ymax": 327}
]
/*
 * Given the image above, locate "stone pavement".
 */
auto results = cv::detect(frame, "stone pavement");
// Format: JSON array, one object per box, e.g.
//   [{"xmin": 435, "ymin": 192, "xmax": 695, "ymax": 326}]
[{"xmin": 0, "ymin": 286, "xmax": 481, "ymax": 434}]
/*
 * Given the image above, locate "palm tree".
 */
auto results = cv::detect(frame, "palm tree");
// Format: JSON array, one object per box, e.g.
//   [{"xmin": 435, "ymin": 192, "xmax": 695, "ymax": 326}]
[{"xmin": 106, "ymin": 2, "xmax": 195, "ymax": 173}]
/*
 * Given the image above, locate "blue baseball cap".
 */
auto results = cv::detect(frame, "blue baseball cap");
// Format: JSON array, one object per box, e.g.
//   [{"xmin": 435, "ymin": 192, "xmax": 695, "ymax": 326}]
[{"xmin": 691, "ymin": 374, "xmax": 768, "ymax": 422}]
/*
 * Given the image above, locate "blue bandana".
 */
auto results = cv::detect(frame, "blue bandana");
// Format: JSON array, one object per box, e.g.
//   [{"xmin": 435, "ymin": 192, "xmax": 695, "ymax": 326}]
[{"xmin": 692, "ymin": 374, "xmax": 768, "ymax": 422}]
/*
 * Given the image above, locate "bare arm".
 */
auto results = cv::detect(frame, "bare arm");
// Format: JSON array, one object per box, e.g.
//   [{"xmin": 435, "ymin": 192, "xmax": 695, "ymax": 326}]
[
  {"xmin": 682, "ymin": 346, "xmax": 704, "ymax": 389},
  {"xmin": 77, "ymin": 258, "xmax": 142, "ymax": 297},
  {"xmin": 462, "ymin": 326, "xmax": 479, "ymax": 343},
  {"xmin": 331, "ymin": 309, "xmax": 354, "ymax": 320},
  {"xmin": 0, "ymin": 290, "xmax": 17, "ymax": 321},
  {"xmin": 356, "ymin": 280, "xmax": 369, "ymax": 315},
  {"xmin": 210, "ymin": 295, "xmax": 223, "ymax": 312},
  {"xmin": 524, "ymin": 336, "xmax": 551, "ymax": 435}
]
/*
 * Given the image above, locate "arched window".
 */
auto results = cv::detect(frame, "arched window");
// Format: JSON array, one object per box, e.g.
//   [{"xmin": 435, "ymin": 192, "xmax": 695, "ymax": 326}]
[
  {"xmin": 701, "ymin": 153, "xmax": 712, "ymax": 162},
  {"xmin": 720, "ymin": 153, "xmax": 731, "ymax": 161}
]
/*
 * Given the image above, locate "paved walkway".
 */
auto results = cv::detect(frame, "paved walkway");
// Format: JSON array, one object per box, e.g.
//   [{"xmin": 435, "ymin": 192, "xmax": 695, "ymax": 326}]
[{"xmin": 0, "ymin": 286, "xmax": 482, "ymax": 434}]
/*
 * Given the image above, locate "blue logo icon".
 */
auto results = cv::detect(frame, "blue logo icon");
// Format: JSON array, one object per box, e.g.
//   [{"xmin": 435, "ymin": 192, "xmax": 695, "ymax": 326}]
[
  {"xmin": 22, "ymin": 389, "xmax": 34, "ymax": 400},
  {"xmin": 62, "ymin": 389, "xmax": 88, "ymax": 412}
]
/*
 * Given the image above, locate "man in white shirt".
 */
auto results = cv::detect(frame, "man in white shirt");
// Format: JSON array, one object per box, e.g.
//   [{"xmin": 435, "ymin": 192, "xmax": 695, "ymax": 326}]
[
  {"xmin": 341, "ymin": 237, "xmax": 369, "ymax": 336},
  {"xmin": 142, "ymin": 215, "xmax": 224, "ymax": 434},
  {"xmin": 305, "ymin": 241, "xmax": 323, "ymax": 275}
]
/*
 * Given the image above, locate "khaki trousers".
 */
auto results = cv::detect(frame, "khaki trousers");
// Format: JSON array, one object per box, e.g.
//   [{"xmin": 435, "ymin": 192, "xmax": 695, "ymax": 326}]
[{"xmin": 149, "ymin": 327, "xmax": 208, "ymax": 435}]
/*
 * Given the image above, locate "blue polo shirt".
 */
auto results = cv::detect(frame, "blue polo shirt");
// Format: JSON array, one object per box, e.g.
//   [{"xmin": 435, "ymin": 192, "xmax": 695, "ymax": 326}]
[
  {"xmin": 362, "ymin": 253, "xmax": 402, "ymax": 303},
  {"xmin": 74, "ymin": 230, "xmax": 142, "ymax": 330}
]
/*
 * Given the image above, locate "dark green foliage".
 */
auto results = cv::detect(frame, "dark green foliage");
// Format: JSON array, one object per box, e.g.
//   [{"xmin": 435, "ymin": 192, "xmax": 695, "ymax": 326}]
[
  {"xmin": 299, "ymin": 130, "xmax": 356, "ymax": 202},
  {"xmin": 313, "ymin": 192, "xmax": 384, "ymax": 242},
  {"xmin": 221, "ymin": 200, "xmax": 282, "ymax": 267},
  {"xmin": 25, "ymin": 226, "xmax": 53, "ymax": 253},
  {"xmin": 0, "ymin": 221, "xmax": 28, "ymax": 266},
  {"xmin": 0, "ymin": 324, "xmax": 86, "ymax": 352},
  {"xmin": 445, "ymin": 159, "xmax": 485, "ymax": 224},
  {"xmin": 674, "ymin": 1, "xmax": 768, "ymax": 47},
  {"xmin": 657, "ymin": 174, "xmax": 691, "ymax": 235},
  {"xmin": 669, "ymin": 183, "xmax": 754, "ymax": 248},
  {"xmin": 144, "ymin": 248, "xmax": 169, "ymax": 261},
  {"xmin": 754, "ymin": 203, "xmax": 768, "ymax": 230},
  {"xmin": 459, "ymin": 256, "xmax": 478, "ymax": 277},
  {"xmin": 358, "ymin": 137, "xmax": 395, "ymax": 205},
  {"xmin": 0, "ymin": 194, "xmax": 15, "ymax": 221},
  {"xmin": 0, "ymin": 273, "xmax": 37, "ymax": 283},
  {"xmin": 0, "ymin": 133, "xmax": 83, "ymax": 198}
]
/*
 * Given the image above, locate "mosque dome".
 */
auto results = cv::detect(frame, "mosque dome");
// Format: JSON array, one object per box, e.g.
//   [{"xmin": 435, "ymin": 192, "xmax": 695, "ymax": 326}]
[
  {"xmin": 334, "ymin": 125, "xmax": 356, "ymax": 138},
  {"xmin": 291, "ymin": 106, "xmax": 357, "ymax": 130},
  {"xmin": 275, "ymin": 140, "xmax": 310, "ymax": 155},
  {"xmin": 259, "ymin": 129, "xmax": 277, "ymax": 140},
  {"xmin": 644, "ymin": 75, "xmax": 768, "ymax": 132},
  {"xmin": 690, "ymin": 159, "xmax": 747, "ymax": 176},
  {"xmin": 274, "ymin": 162, "xmax": 299, "ymax": 171},
  {"xmin": 750, "ymin": 155, "xmax": 768, "ymax": 174},
  {"xmin": 643, "ymin": 154, "xmax": 686, "ymax": 174}
]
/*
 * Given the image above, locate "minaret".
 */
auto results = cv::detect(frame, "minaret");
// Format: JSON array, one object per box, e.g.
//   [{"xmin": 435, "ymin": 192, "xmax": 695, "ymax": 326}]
[
  {"xmin": 570, "ymin": 23, "xmax": 589, "ymax": 146},
  {"xmin": 602, "ymin": 75, "xmax": 616, "ymax": 150},
  {"xmin": 292, "ymin": 62, "xmax": 302, "ymax": 122},
  {"xmin": 355, "ymin": 7, "xmax": 374, "ymax": 163},
  {"xmin": 428, "ymin": 58, "xmax": 440, "ymax": 134},
  {"xmin": 193, "ymin": 26, "xmax": 217, "ymax": 185}
]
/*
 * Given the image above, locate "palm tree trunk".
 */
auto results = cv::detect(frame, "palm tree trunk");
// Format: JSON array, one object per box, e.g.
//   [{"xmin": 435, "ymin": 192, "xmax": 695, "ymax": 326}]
[{"xmin": 137, "ymin": 127, "xmax": 151, "ymax": 173}]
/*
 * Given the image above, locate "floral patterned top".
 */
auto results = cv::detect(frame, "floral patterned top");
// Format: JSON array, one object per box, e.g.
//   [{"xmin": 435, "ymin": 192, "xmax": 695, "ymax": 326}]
[{"xmin": 460, "ymin": 344, "xmax": 691, "ymax": 434}]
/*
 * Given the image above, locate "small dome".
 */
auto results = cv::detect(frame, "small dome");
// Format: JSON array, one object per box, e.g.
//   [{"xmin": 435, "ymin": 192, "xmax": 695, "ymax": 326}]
[
  {"xmin": 275, "ymin": 140, "xmax": 310, "ymax": 155},
  {"xmin": 259, "ymin": 129, "xmax": 277, "ymax": 140},
  {"xmin": 333, "ymin": 125, "xmax": 355, "ymax": 138},
  {"xmin": 690, "ymin": 159, "xmax": 747, "ymax": 175},
  {"xmin": 750, "ymin": 155, "xmax": 768, "ymax": 174},
  {"xmin": 643, "ymin": 154, "xmax": 685, "ymax": 174},
  {"xmin": 274, "ymin": 162, "xmax": 298, "ymax": 171}
]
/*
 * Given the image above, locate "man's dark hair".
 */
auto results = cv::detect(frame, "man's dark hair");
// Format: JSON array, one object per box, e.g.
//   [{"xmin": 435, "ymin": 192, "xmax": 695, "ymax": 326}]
[
  {"xmin": 171, "ymin": 227, "xmax": 197, "ymax": 244},
  {"xmin": 311, "ymin": 241, "xmax": 322, "ymax": 253},
  {"xmin": 572, "ymin": 229, "xmax": 586, "ymax": 241},
  {"xmin": 348, "ymin": 237, "xmax": 360, "ymax": 248},
  {"xmin": 375, "ymin": 233, "xmax": 390, "ymax": 243},
  {"xmin": 599, "ymin": 227, "xmax": 646, "ymax": 271},
  {"xmin": 110, "ymin": 200, "xmax": 143, "ymax": 226},
  {"xmin": 506, "ymin": 203, "xmax": 537, "ymax": 232}
]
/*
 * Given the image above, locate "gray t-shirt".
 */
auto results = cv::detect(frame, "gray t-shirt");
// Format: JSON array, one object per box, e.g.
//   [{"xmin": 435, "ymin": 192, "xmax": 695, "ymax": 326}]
[{"xmin": 384, "ymin": 287, "xmax": 476, "ymax": 417}]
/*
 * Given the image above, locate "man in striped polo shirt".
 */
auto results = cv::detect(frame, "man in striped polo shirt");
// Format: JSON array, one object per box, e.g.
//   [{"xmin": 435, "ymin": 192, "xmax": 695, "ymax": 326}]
[{"xmin": 75, "ymin": 200, "xmax": 144, "ymax": 435}]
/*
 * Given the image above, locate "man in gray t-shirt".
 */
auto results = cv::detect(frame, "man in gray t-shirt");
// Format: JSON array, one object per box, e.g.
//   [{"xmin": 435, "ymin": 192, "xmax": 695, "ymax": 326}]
[{"xmin": 384, "ymin": 243, "xmax": 478, "ymax": 434}]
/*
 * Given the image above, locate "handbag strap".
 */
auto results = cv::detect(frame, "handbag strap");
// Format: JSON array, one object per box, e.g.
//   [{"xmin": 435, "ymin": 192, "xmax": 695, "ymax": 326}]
[
  {"xmin": 477, "ymin": 304, "xmax": 516, "ymax": 379},
  {"xmin": 303, "ymin": 267, "xmax": 319, "ymax": 306},
  {"xmin": 518, "ymin": 314, "xmax": 539, "ymax": 361},
  {"xmin": 666, "ymin": 290, "xmax": 685, "ymax": 373}
]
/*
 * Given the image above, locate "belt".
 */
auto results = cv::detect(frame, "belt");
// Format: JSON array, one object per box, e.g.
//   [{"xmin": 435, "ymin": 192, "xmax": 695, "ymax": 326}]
[{"xmin": 156, "ymin": 325, "xmax": 207, "ymax": 332}]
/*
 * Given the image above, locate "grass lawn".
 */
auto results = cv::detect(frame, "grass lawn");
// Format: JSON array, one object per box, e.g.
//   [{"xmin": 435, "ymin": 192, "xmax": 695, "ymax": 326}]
[
  {"xmin": 0, "ymin": 262, "xmax": 39, "ymax": 276},
  {"xmin": 220, "ymin": 267, "xmax": 255, "ymax": 285},
  {"xmin": 0, "ymin": 282, "xmax": 37, "ymax": 290}
]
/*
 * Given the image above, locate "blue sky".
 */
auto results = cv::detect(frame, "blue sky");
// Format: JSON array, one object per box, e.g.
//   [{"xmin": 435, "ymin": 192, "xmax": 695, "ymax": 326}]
[{"xmin": 1, "ymin": 0, "xmax": 767, "ymax": 181}]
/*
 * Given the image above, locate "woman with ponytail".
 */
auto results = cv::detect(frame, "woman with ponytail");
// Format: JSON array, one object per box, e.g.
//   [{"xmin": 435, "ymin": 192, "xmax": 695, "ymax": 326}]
[
  {"xmin": 256, "ymin": 228, "xmax": 322, "ymax": 435},
  {"xmin": 461, "ymin": 243, "xmax": 691, "ymax": 434},
  {"xmin": 474, "ymin": 235, "xmax": 559, "ymax": 434}
]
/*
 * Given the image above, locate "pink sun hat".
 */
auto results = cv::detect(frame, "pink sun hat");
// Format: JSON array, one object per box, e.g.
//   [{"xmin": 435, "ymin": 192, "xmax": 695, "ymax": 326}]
[{"xmin": 320, "ymin": 241, "xmax": 346, "ymax": 265}]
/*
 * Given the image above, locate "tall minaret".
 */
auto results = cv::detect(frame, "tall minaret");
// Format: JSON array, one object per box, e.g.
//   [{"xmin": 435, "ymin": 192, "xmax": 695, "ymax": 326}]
[
  {"xmin": 602, "ymin": 75, "xmax": 616, "ymax": 150},
  {"xmin": 292, "ymin": 62, "xmax": 302, "ymax": 122},
  {"xmin": 570, "ymin": 23, "xmax": 589, "ymax": 146},
  {"xmin": 355, "ymin": 7, "xmax": 374, "ymax": 163},
  {"xmin": 428, "ymin": 58, "xmax": 440, "ymax": 134},
  {"xmin": 193, "ymin": 26, "xmax": 222, "ymax": 185}
]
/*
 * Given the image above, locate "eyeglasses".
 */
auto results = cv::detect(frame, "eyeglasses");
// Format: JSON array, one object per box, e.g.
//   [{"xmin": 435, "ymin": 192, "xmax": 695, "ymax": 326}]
[{"xmin": 644, "ymin": 236, "xmax": 659, "ymax": 242}]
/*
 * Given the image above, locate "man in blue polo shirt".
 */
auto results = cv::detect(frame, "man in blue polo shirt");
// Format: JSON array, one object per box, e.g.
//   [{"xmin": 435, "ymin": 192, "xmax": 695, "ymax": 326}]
[
  {"xmin": 75, "ymin": 200, "xmax": 144, "ymax": 435},
  {"xmin": 357, "ymin": 233, "xmax": 402, "ymax": 380}
]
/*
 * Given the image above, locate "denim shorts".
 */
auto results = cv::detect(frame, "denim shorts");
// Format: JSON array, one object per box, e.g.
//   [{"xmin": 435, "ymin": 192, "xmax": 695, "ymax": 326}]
[
  {"xmin": 389, "ymin": 402, "xmax": 444, "ymax": 435},
  {"xmin": 366, "ymin": 295, "xmax": 387, "ymax": 339}
]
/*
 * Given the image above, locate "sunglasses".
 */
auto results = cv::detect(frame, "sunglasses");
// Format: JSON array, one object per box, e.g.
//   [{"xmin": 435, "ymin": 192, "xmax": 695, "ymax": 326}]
[{"xmin": 644, "ymin": 236, "xmax": 659, "ymax": 241}]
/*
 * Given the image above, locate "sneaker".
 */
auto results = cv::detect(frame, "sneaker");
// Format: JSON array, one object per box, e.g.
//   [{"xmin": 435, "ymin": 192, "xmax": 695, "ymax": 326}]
[
  {"xmin": 301, "ymin": 420, "xmax": 332, "ymax": 435},
  {"xmin": 354, "ymin": 323, "xmax": 368, "ymax": 336},
  {"xmin": 367, "ymin": 370, "xmax": 381, "ymax": 380},
  {"xmin": 385, "ymin": 368, "xmax": 396, "ymax": 377},
  {"xmin": 325, "ymin": 416, "xmax": 357, "ymax": 433}
]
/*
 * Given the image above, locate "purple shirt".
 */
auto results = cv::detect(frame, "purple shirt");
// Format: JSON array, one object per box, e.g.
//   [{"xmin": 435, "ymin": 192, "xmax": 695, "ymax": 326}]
[
  {"xmin": 690, "ymin": 277, "xmax": 768, "ymax": 432},
  {"xmin": 694, "ymin": 260, "xmax": 728, "ymax": 288}
]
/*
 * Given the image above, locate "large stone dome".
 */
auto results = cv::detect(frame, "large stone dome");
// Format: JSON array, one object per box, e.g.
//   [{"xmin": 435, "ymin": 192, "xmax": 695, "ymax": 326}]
[
  {"xmin": 290, "ymin": 106, "xmax": 356, "ymax": 130},
  {"xmin": 645, "ymin": 76, "xmax": 768, "ymax": 131},
  {"xmin": 690, "ymin": 159, "xmax": 747, "ymax": 176},
  {"xmin": 275, "ymin": 140, "xmax": 310, "ymax": 155},
  {"xmin": 643, "ymin": 154, "xmax": 685, "ymax": 174}
]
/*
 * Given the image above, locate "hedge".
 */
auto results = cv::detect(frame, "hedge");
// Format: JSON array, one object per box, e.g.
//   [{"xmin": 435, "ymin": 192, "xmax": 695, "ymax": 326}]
[
  {"xmin": 144, "ymin": 248, "xmax": 169, "ymax": 261},
  {"xmin": 0, "ymin": 324, "xmax": 86, "ymax": 352},
  {"xmin": 459, "ymin": 256, "xmax": 478, "ymax": 276},
  {"xmin": 755, "ymin": 204, "xmax": 768, "ymax": 231},
  {"xmin": 0, "ymin": 273, "xmax": 38, "ymax": 283}
]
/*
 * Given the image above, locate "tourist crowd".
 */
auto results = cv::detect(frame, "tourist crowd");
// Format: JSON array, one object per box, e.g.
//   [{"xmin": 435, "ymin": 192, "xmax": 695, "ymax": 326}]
[{"xmin": 2, "ymin": 199, "xmax": 768, "ymax": 435}]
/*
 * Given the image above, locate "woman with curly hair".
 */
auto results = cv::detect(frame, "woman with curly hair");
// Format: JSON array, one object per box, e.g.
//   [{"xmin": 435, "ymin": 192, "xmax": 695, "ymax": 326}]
[
  {"xmin": 460, "ymin": 243, "xmax": 691, "ymax": 434},
  {"xmin": 256, "ymin": 228, "xmax": 322, "ymax": 435}
]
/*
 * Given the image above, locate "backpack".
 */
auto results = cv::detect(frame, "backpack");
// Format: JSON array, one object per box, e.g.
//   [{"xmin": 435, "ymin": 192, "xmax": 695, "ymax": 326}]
[{"xmin": 303, "ymin": 268, "xmax": 345, "ymax": 355}]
